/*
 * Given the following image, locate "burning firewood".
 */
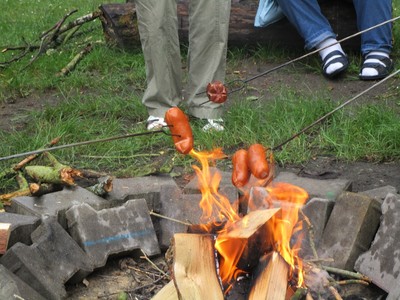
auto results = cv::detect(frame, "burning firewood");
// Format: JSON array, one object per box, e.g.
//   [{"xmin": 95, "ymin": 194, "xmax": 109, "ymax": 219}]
[
  {"xmin": 248, "ymin": 251, "xmax": 289, "ymax": 300},
  {"xmin": 172, "ymin": 233, "xmax": 224, "ymax": 300}
]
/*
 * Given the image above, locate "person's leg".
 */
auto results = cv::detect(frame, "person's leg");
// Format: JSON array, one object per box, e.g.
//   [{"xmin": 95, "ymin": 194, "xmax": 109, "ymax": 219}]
[
  {"xmin": 135, "ymin": 0, "xmax": 182, "ymax": 128},
  {"xmin": 353, "ymin": 0, "xmax": 393, "ymax": 80},
  {"xmin": 276, "ymin": 0, "xmax": 348, "ymax": 78},
  {"xmin": 186, "ymin": 0, "xmax": 231, "ymax": 128}
]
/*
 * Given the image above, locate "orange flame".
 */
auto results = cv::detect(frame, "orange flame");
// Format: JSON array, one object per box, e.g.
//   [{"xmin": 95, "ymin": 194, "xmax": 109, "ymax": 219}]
[
  {"xmin": 264, "ymin": 182, "xmax": 308, "ymax": 286},
  {"xmin": 190, "ymin": 148, "xmax": 308, "ymax": 288}
]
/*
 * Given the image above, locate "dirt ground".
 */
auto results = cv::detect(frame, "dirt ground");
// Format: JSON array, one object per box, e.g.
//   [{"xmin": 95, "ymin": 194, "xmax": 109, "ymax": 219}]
[{"xmin": 1, "ymin": 59, "xmax": 400, "ymax": 299}]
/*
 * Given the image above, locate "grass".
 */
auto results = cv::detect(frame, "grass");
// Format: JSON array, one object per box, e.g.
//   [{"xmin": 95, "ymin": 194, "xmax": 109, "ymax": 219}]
[{"xmin": 1, "ymin": 0, "xmax": 400, "ymax": 192}]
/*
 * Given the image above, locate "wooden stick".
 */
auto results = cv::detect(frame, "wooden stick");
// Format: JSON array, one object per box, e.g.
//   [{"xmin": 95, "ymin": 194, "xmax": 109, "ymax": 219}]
[
  {"xmin": 149, "ymin": 211, "xmax": 192, "ymax": 226},
  {"xmin": 330, "ymin": 279, "xmax": 370, "ymax": 286},
  {"xmin": 56, "ymin": 43, "xmax": 93, "ymax": 77},
  {"xmin": 327, "ymin": 286, "xmax": 343, "ymax": 300},
  {"xmin": 321, "ymin": 266, "xmax": 371, "ymax": 282}
]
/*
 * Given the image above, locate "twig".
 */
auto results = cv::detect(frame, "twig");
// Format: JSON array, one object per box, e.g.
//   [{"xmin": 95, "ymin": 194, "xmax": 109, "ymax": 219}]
[
  {"xmin": 330, "ymin": 279, "xmax": 370, "ymax": 286},
  {"xmin": 140, "ymin": 249, "xmax": 169, "ymax": 278},
  {"xmin": 56, "ymin": 43, "xmax": 93, "ymax": 76},
  {"xmin": 304, "ymin": 258, "xmax": 334, "ymax": 264},
  {"xmin": 327, "ymin": 286, "xmax": 343, "ymax": 300},
  {"xmin": 149, "ymin": 211, "xmax": 192, "ymax": 226},
  {"xmin": 81, "ymin": 153, "xmax": 160, "ymax": 159},
  {"xmin": 57, "ymin": 10, "xmax": 102, "ymax": 36},
  {"xmin": 26, "ymin": 9, "xmax": 78, "ymax": 68},
  {"xmin": 300, "ymin": 209, "xmax": 319, "ymax": 260},
  {"xmin": 321, "ymin": 266, "xmax": 372, "ymax": 282},
  {"xmin": 127, "ymin": 265, "xmax": 164, "ymax": 278},
  {"xmin": 13, "ymin": 137, "xmax": 61, "ymax": 171},
  {"xmin": 97, "ymin": 275, "xmax": 168, "ymax": 298}
]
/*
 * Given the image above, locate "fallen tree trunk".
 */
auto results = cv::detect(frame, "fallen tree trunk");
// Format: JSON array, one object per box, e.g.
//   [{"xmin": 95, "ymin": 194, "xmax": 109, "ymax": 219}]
[{"xmin": 101, "ymin": 0, "xmax": 358, "ymax": 51}]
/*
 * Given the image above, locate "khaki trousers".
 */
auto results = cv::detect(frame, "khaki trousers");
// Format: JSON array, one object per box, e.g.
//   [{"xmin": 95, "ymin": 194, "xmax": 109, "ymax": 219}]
[{"xmin": 135, "ymin": 0, "xmax": 231, "ymax": 119}]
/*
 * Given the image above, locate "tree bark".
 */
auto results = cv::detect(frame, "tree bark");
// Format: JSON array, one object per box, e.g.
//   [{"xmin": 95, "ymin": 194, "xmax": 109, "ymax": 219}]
[{"xmin": 103, "ymin": 0, "xmax": 358, "ymax": 51}]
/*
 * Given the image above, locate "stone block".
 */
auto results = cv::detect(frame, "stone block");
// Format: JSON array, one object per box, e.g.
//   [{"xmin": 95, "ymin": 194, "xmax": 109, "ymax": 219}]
[
  {"xmin": 387, "ymin": 274, "xmax": 400, "ymax": 300},
  {"xmin": 9, "ymin": 186, "xmax": 112, "ymax": 228},
  {"xmin": 1, "ymin": 242, "xmax": 65, "ymax": 299},
  {"xmin": 300, "ymin": 197, "xmax": 335, "ymax": 259},
  {"xmin": 318, "ymin": 192, "xmax": 381, "ymax": 270},
  {"xmin": 66, "ymin": 199, "xmax": 160, "ymax": 269},
  {"xmin": 355, "ymin": 193, "xmax": 400, "ymax": 292},
  {"xmin": 274, "ymin": 171, "xmax": 352, "ymax": 201},
  {"xmin": 0, "ymin": 212, "xmax": 40, "ymax": 248},
  {"xmin": 0, "ymin": 218, "xmax": 94, "ymax": 299},
  {"xmin": 360, "ymin": 185, "xmax": 398, "ymax": 203},
  {"xmin": 0, "ymin": 264, "xmax": 46, "ymax": 300},
  {"xmin": 105, "ymin": 175, "xmax": 179, "ymax": 211},
  {"xmin": 157, "ymin": 185, "xmax": 200, "ymax": 249}
]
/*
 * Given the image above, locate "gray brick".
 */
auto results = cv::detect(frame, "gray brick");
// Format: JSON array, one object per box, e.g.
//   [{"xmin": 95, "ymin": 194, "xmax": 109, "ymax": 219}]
[
  {"xmin": 157, "ymin": 185, "xmax": 200, "ymax": 249},
  {"xmin": 66, "ymin": 199, "xmax": 160, "ymax": 269},
  {"xmin": 355, "ymin": 193, "xmax": 400, "ymax": 292},
  {"xmin": 105, "ymin": 175, "xmax": 179, "ymax": 211},
  {"xmin": 388, "ymin": 273, "xmax": 400, "ymax": 300},
  {"xmin": 0, "ymin": 264, "xmax": 45, "ymax": 300},
  {"xmin": 300, "ymin": 197, "xmax": 335, "ymax": 259},
  {"xmin": 0, "ymin": 212, "xmax": 40, "ymax": 248},
  {"xmin": 0, "ymin": 218, "xmax": 94, "ymax": 299},
  {"xmin": 274, "ymin": 171, "xmax": 352, "ymax": 200},
  {"xmin": 1, "ymin": 243, "xmax": 67, "ymax": 299},
  {"xmin": 9, "ymin": 186, "xmax": 112, "ymax": 228},
  {"xmin": 360, "ymin": 185, "xmax": 398, "ymax": 203},
  {"xmin": 318, "ymin": 192, "xmax": 381, "ymax": 270}
]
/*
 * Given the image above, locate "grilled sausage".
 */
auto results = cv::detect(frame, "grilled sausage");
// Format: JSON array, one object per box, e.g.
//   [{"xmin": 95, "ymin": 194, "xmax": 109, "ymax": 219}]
[
  {"xmin": 206, "ymin": 81, "xmax": 228, "ymax": 104},
  {"xmin": 248, "ymin": 143, "xmax": 269, "ymax": 179},
  {"xmin": 165, "ymin": 107, "xmax": 194, "ymax": 154},
  {"xmin": 232, "ymin": 149, "xmax": 250, "ymax": 187}
]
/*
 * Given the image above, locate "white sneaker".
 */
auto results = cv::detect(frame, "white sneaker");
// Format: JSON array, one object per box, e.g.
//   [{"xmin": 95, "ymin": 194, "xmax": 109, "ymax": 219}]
[
  {"xmin": 147, "ymin": 115, "xmax": 167, "ymax": 130},
  {"xmin": 202, "ymin": 118, "xmax": 224, "ymax": 132}
]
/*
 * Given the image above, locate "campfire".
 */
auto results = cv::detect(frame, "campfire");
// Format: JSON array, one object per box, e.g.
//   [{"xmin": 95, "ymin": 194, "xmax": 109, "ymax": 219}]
[{"xmin": 154, "ymin": 144, "xmax": 310, "ymax": 299}]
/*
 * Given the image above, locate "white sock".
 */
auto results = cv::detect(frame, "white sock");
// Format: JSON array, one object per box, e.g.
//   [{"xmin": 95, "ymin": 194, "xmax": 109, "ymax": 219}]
[
  {"xmin": 361, "ymin": 51, "xmax": 390, "ymax": 77},
  {"xmin": 318, "ymin": 38, "xmax": 345, "ymax": 75}
]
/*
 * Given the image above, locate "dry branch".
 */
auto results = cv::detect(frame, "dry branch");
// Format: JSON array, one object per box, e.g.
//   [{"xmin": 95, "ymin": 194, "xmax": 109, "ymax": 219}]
[{"xmin": 56, "ymin": 43, "xmax": 93, "ymax": 77}]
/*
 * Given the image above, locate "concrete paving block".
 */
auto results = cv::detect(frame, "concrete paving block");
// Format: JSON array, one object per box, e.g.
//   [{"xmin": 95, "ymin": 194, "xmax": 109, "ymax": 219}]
[
  {"xmin": 1, "ymin": 242, "xmax": 67, "ymax": 299},
  {"xmin": 274, "ymin": 171, "xmax": 352, "ymax": 201},
  {"xmin": 9, "ymin": 186, "xmax": 113, "ymax": 228},
  {"xmin": 0, "ymin": 212, "xmax": 40, "ymax": 248},
  {"xmin": 387, "ymin": 273, "xmax": 400, "ymax": 300},
  {"xmin": 318, "ymin": 192, "xmax": 381, "ymax": 270},
  {"xmin": 300, "ymin": 197, "xmax": 335, "ymax": 259},
  {"xmin": 360, "ymin": 185, "xmax": 398, "ymax": 203},
  {"xmin": 31, "ymin": 218, "xmax": 94, "ymax": 284},
  {"xmin": 105, "ymin": 175, "xmax": 179, "ymax": 211},
  {"xmin": 0, "ymin": 218, "xmax": 94, "ymax": 299},
  {"xmin": 66, "ymin": 199, "xmax": 160, "ymax": 269},
  {"xmin": 355, "ymin": 193, "xmax": 400, "ymax": 292},
  {"xmin": 157, "ymin": 185, "xmax": 200, "ymax": 249},
  {"xmin": 0, "ymin": 264, "xmax": 46, "ymax": 300}
]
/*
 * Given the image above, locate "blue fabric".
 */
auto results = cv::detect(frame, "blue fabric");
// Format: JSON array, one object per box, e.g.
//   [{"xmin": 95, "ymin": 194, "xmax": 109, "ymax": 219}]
[
  {"xmin": 254, "ymin": 0, "xmax": 285, "ymax": 28},
  {"xmin": 275, "ymin": 0, "xmax": 393, "ymax": 55}
]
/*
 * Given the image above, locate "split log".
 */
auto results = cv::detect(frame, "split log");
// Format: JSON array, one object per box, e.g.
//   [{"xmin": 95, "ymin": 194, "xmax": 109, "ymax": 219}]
[
  {"xmin": 0, "ymin": 223, "xmax": 11, "ymax": 254},
  {"xmin": 100, "ymin": 0, "xmax": 358, "ymax": 51},
  {"xmin": 248, "ymin": 251, "xmax": 289, "ymax": 300},
  {"xmin": 151, "ymin": 281, "xmax": 179, "ymax": 300},
  {"xmin": 172, "ymin": 233, "xmax": 224, "ymax": 300}
]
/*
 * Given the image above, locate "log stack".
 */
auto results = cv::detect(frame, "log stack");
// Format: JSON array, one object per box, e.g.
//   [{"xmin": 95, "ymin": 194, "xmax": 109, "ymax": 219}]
[{"xmin": 100, "ymin": 0, "xmax": 359, "ymax": 51}]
